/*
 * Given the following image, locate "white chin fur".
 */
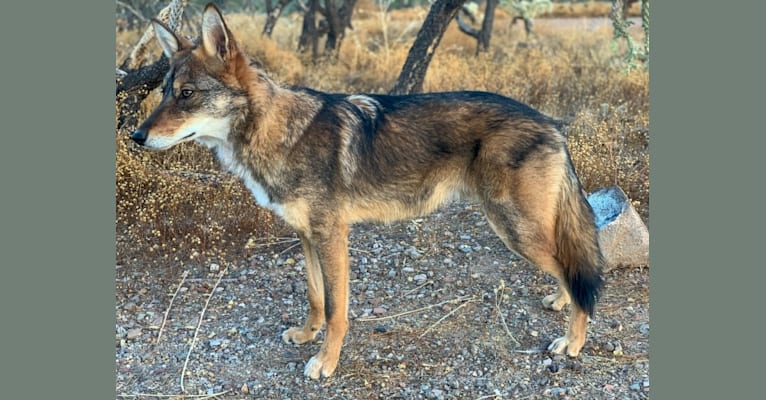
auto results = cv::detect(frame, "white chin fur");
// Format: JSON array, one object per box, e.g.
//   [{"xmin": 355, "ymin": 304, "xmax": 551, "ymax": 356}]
[{"xmin": 144, "ymin": 116, "xmax": 231, "ymax": 150}]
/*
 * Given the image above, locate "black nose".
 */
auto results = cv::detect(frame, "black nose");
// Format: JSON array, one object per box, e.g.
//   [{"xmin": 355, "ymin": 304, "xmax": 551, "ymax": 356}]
[{"xmin": 131, "ymin": 130, "xmax": 147, "ymax": 145}]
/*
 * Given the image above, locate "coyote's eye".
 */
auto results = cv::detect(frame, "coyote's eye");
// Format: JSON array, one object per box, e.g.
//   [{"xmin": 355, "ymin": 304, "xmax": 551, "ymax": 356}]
[{"xmin": 181, "ymin": 89, "xmax": 193, "ymax": 98}]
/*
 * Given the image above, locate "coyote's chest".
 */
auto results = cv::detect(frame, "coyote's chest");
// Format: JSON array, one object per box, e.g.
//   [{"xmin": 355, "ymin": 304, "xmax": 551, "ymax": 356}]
[{"xmin": 199, "ymin": 136, "xmax": 285, "ymax": 218}]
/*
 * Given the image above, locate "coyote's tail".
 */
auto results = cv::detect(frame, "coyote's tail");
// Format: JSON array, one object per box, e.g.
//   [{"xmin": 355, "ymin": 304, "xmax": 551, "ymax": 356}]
[{"xmin": 555, "ymin": 159, "xmax": 604, "ymax": 316}]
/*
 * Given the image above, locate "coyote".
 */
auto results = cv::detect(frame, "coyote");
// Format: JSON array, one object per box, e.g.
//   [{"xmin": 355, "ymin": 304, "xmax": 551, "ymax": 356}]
[{"xmin": 130, "ymin": 3, "xmax": 603, "ymax": 379}]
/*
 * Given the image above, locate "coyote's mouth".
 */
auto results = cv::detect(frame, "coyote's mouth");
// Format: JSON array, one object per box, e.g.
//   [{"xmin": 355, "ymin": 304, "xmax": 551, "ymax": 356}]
[{"xmin": 182, "ymin": 132, "xmax": 196, "ymax": 140}]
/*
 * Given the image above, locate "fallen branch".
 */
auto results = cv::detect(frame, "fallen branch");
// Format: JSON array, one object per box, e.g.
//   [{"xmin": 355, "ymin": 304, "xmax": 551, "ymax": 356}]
[
  {"xmin": 493, "ymin": 280, "xmax": 521, "ymax": 347},
  {"xmin": 357, "ymin": 295, "xmax": 473, "ymax": 322},
  {"xmin": 180, "ymin": 268, "xmax": 228, "ymax": 393},
  {"xmin": 117, "ymin": 390, "xmax": 230, "ymax": 399},
  {"xmin": 157, "ymin": 270, "xmax": 189, "ymax": 344},
  {"xmin": 418, "ymin": 296, "xmax": 477, "ymax": 338}
]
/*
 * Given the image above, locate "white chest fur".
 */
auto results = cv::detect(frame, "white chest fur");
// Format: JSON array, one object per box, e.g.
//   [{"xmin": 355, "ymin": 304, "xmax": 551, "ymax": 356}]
[{"xmin": 196, "ymin": 137, "xmax": 285, "ymax": 218}]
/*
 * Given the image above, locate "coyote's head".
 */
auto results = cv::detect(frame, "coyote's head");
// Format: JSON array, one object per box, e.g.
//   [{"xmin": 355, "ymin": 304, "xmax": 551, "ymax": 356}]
[{"xmin": 130, "ymin": 3, "xmax": 249, "ymax": 150}]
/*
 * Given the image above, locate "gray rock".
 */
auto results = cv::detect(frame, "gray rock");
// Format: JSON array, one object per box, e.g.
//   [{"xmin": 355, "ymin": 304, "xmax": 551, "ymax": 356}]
[
  {"xmin": 126, "ymin": 328, "xmax": 142, "ymax": 340},
  {"xmin": 588, "ymin": 186, "xmax": 649, "ymax": 271},
  {"xmin": 405, "ymin": 246, "xmax": 422, "ymax": 259}
]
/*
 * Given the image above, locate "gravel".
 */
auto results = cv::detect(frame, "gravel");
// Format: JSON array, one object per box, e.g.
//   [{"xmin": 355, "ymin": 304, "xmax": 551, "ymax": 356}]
[{"xmin": 116, "ymin": 202, "xmax": 650, "ymax": 399}]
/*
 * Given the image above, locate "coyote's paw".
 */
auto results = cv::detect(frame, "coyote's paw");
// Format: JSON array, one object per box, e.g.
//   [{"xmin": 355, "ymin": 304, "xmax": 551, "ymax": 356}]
[
  {"xmin": 304, "ymin": 353, "xmax": 338, "ymax": 380},
  {"xmin": 542, "ymin": 291, "xmax": 570, "ymax": 311},
  {"xmin": 548, "ymin": 335, "xmax": 585, "ymax": 357},
  {"xmin": 282, "ymin": 327, "xmax": 319, "ymax": 345}
]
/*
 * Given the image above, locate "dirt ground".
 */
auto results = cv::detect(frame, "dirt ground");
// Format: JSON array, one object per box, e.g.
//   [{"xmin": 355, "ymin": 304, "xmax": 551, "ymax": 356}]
[{"xmin": 115, "ymin": 201, "xmax": 649, "ymax": 400}]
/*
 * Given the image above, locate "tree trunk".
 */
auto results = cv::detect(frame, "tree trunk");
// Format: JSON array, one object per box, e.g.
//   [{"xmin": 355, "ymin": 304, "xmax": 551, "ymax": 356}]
[
  {"xmin": 298, "ymin": 0, "xmax": 320, "ymax": 59},
  {"xmin": 476, "ymin": 0, "xmax": 496, "ymax": 52},
  {"xmin": 456, "ymin": 0, "xmax": 498, "ymax": 54},
  {"xmin": 324, "ymin": 0, "xmax": 358, "ymax": 54},
  {"xmin": 323, "ymin": 0, "xmax": 342, "ymax": 51},
  {"xmin": 262, "ymin": 0, "xmax": 293, "ymax": 37},
  {"xmin": 390, "ymin": 0, "xmax": 467, "ymax": 95}
]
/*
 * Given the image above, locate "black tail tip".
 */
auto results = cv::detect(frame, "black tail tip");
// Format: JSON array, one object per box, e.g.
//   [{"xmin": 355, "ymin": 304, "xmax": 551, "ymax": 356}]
[{"xmin": 570, "ymin": 270, "xmax": 604, "ymax": 317}]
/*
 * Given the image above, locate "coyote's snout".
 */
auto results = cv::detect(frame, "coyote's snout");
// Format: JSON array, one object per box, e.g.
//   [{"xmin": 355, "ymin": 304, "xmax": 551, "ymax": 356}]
[{"xmin": 131, "ymin": 2, "xmax": 604, "ymax": 380}]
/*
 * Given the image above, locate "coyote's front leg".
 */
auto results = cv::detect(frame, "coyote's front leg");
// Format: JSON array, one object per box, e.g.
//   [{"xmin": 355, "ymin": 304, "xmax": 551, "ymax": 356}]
[
  {"xmin": 284, "ymin": 221, "xmax": 350, "ymax": 379},
  {"xmin": 282, "ymin": 233, "xmax": 325, "ymax": 345}
]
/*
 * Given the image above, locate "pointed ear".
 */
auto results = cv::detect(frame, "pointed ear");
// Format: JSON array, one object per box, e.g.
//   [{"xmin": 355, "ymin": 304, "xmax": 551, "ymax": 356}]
[
  {"xmin": 152, "ymin": 19, "xmax": 190, "ymax": 59},
  {"xmin": 201, "ymin": 3, "xmax": 238, "ymax": 62}
]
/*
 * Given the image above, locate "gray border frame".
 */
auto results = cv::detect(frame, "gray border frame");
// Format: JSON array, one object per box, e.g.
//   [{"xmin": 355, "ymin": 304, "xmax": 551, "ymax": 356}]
[
  {"xmin": 0, "ymin": 2, "xmax": 116, "ymax": 398},
  {"xmin": 651, "ymin": 1, "xmax": 765, "ymax": 398}
]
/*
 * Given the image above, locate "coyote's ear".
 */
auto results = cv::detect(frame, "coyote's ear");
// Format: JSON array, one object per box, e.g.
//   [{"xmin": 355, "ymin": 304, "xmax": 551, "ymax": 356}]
[
  {"xmin": 152, "ymin": 19, "xmax": 190, "ymax": 59},
  {"xmin": 201, "ymin": 3, "xmax": 238, "ymax": 62}
]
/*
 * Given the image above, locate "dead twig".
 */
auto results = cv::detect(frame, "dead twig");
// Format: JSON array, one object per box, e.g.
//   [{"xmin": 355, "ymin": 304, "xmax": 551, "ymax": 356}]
[
  {"xmin": 157, "ymin": 270, "xmax": 189, "ymax": 344},
  {"xmin": 117, "ymin": 390, "xmax": 230, "ymax": 399},
  {"xmin": 494, "ymin": 280, "xmax": 521, "ymax": 347},
  {"xmin": 357, "ymin": 295, "xmax": 473, "ymax": 322},
  {"xmin": 401, "ymin": 279, "xmax": 433, "ymax": 297},
  {"xmin": 247, "ymin": 237, "xmax": 300, "ymax": 248},
  {"xmin": 278, "ymin": 241, "xmax": 302, "ymax": 257},
  {"xmin": 512, "ymin": 348, "xmax": 546, "ymax": 354},
  {"xmin": 418, "ymin": 297, "xmax": 478, "ymax": 338},
  {"xmin": 180, "ymin": 268, "xmax": 228, "ymax": 393},
  {"xmin": 116, "ymin": 0, "xmax": 147, "ymax": 22},
  {"xmin": 581, "ymin": 353, "xmax": 649, "ymax": 364}
]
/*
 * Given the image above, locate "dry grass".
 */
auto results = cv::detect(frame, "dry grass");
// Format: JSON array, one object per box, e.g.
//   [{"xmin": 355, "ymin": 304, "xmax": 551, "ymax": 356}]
[
  {"xmin": 115, "ymin": 5, "xmax": 649, "ymax": 267},
  {"xmin": 547, "ymin": 0, "xmax": 642, "ymax": 18}
]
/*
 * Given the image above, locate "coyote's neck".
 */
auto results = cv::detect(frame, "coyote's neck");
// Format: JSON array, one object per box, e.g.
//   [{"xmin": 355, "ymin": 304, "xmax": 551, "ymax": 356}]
[
  {"xmin": 207, "ymin": 66, "xmax": 321, "ymax": 208},
  {"xmin": 252, "ymin": 74, "xmax": 322, "ymax": 149}
]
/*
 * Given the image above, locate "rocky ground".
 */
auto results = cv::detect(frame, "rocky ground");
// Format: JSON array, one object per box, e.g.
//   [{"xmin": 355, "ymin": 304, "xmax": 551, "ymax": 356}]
[{"xmin": 116, "ymin": 202, "xmax": 649, "ymax": 399}]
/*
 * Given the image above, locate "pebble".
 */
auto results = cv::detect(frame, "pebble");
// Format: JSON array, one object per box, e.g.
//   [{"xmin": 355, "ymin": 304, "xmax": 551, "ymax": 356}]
[
  {"xmin": 639, "ymin": 324, "xmax": 650, "ymax": 334},
  {"xmin": 429, "ymin": 389, "xmax": 444, "ymax": 399},
  {"xmin": 210, "ymin": 263, "xmax": 220, "ymax": 272},
  {"xmin": 612, "ymin": 342, "xmax": 624, "ymax": 356},
  {"xmin": 414, "ymin": 274, "xmax": 428, "ymax": 283},
  {"xmin": 126, "ymin": 328, "xmax": 142, "ymax": 340},
  {"xmin": 547, "ymin": 387, "xmax": 566, "ymax": 396},
  {"xmin": 405, "ymin": 246, "xmax": 422, "ymax": 258},
  {"xmin": 373, "ymin": 307, "xmax": 387, "ymax": 315},
  {"xmin": 458, "ymin": 244, "xmax": 473, "ymax": 253}
]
